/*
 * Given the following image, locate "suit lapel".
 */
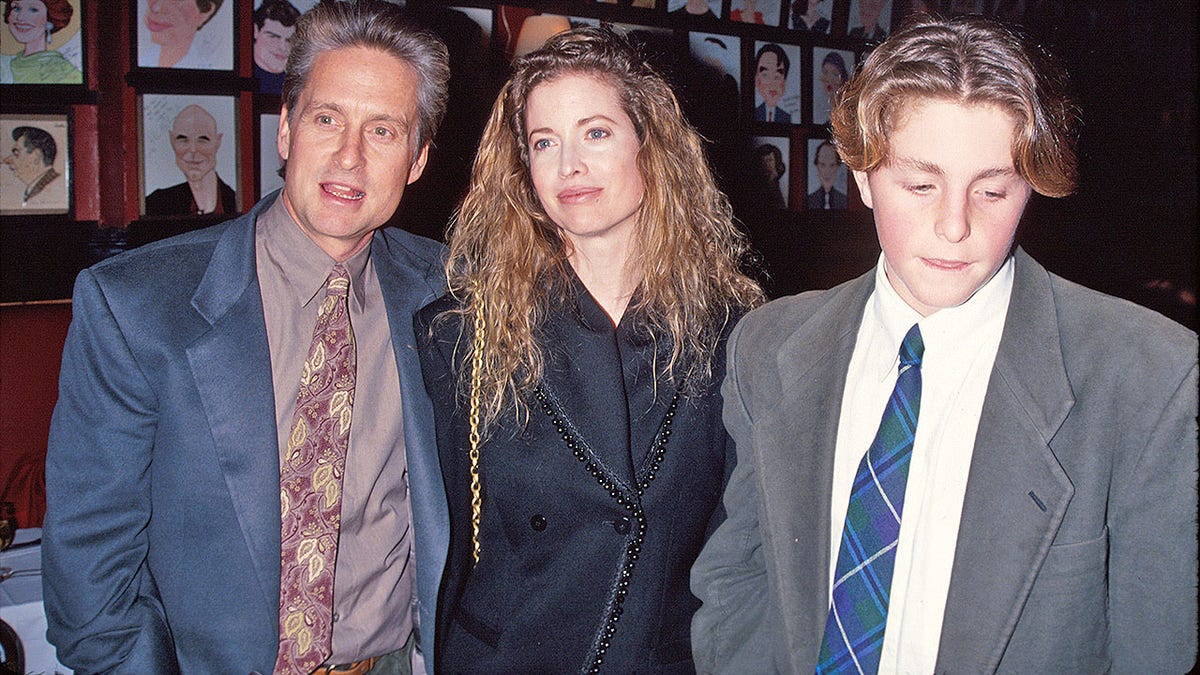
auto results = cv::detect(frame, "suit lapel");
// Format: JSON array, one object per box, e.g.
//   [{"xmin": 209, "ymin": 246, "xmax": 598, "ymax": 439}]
[
  {"xmin": 185, "ymin": 207, "xmax": 282, "ymax": 610},
  {"xmin": 372, "ymin": 228, "xmax": 448, "ymax": 647},
  {"xmin": 754, "ymin": 273, "xmax": 875, "ymax": 670},
  {"xmin": 936, "ymin": 250, "xmax": 1076, "ymax": 672}
]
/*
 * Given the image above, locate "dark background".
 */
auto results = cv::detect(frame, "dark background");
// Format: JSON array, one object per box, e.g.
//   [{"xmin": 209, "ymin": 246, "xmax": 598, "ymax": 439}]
[{"xmin": 398, "ymin": 0, "xmax": 1198, "ymax": 330}]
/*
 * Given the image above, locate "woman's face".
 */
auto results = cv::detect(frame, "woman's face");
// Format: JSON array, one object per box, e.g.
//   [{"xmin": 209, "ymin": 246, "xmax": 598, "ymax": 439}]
[
  {"xmin": 6, "ymin": 0, "xmax": 49, "ymax": 46},
  {"xmin": 524, "ymin": 74, "xmax": 645, "ymax": 253},
  {"xmin": 820, "ymin": 61, "xmax": 845, "ymax": 97},
  {"xmin": 145, "ymin": 0, "xmax": 212, "ymax": 49}
]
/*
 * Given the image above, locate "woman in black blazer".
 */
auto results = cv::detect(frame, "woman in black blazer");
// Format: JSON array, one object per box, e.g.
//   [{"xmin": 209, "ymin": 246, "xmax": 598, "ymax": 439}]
[{"xmin": 416, "ymin": 27, "xmax": 763, "ymax": 673}]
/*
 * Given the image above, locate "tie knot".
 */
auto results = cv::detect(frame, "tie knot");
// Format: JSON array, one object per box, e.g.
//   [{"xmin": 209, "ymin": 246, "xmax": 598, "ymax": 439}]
[
  {"xmin": 326, "ymin": 264, "xmax": 350, "ymax": 298},
  {"xmin": 899, "ymin": 323, "xmax": 924, "ymax": 367}
]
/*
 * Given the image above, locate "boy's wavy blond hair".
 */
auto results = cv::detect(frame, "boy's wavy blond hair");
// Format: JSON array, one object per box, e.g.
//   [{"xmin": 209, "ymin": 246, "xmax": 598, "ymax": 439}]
[{"xmin": 830, "ymin": 14, "xmax": 1079, "ymax": 198}]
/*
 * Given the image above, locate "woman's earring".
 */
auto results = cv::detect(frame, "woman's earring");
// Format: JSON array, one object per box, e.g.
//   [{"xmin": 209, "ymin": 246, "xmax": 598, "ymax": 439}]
[{"xmin": 45, "ymin": 23, "xmax": 54, "ymax": 46}]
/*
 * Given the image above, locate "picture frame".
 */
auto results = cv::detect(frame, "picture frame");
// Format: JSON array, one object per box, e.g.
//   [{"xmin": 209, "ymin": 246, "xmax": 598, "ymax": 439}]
[
  {"xmin": 812, "ymin": 46, "xmax": 853, "ymax": 125},
  {"xmin": 251, "ymin": 0, "xmax": 316, "ymax": 94},
  {"xmin": 730, "ymin": 0, "xmax": 783, "ymax": 27},
  {"xmin": 749, "ymin": 40, "xmax": 801, "ymax": 125},
  {"xmin": 134, "ymin": 0, "xmax": 236, "ymax": 72},
  {"xmin": 138, "ymin": 93, "xmax": 238, "ymax": 218},
  {"xmin": 805, "ymin": 136, "xmax": 849, "ymax": 211},
  {"xmin": 752, "ymin": 135, "xmax": 790, "ymax": 210},
  {"xmin": 0, "ymin": 0, "xmax": 85, "ymax": 86},
  {"xmin": 0, "ymin": 112, "xmax": 71, "ymax": 215},
  {"xmin": 666, "ymin": 0, "xmax": 722, "ymax": 21},
  {"xmin": 256, "ymin": 109, "xmax": 282, "ymax": 201},
  {"xmin": 847, "ymin": 0, "xmax": 894, "ymax": 41},
  {"xmin": 689, "ymin": 31, "xmax": 741, "ymax": 90},
  {"xmin": 788, "ymin": 0, "xmax": 833, "ymax": 33}
]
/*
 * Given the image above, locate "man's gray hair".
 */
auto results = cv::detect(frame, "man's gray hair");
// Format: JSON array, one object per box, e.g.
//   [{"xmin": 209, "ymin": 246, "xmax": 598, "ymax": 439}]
[{"xmin": 282, "ymin": 0, "xmax": 450, "ymax": 152}]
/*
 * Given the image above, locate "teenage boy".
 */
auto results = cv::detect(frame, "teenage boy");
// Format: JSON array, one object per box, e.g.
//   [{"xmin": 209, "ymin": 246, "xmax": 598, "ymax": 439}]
[{"xmin": 691, "ymin": 15, "xmax": 1197, "ymax": 674}]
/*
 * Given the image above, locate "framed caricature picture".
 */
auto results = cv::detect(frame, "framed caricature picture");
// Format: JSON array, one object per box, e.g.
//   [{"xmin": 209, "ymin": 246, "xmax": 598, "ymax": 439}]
[
  {"xmin": 136, "ymin": 0, "xmax": 234, "ymax": 71},
  {"xmin": 790, "ymin": 0, "xmax": 832, "ymax": 33},
  {"xmin": 0, "ymin": 0, "xmax": 84, "ymax": 84},
  {"xmin": 257, "ymin": 111, "xmax": 282, "ymax": 200},
  {"xmin": 252, "ymin": 0, "xmax": 317, "ymax": 93},
  {"xmin": 806, "ymin": 137, "xmax": 848, "ymax": 210},
  {"xmin": 667, "ymin": 0, "xmax": 722, "ymax": 21},
  {"xmin": 753, "ymin": 135, "xmax": 789, "ymax": 210},
  {"xmin": 139, "ymin": 93, "xmax": 238, "ymax": 218},
  {"xmin": 848, "ymin": 0, "xmax": 893, "ymax": 41},
  {"xmin": 690, "ymin": 31, "xmax": 740, "ymax": 90},
  {"xmin": 0, "ymin": 113, "xmax": 70, "ymax": 215},
  {"xmin": 813, "ymin": 46, "xmax": 853, "ymax": 125},
  {"xmin": 750, "ymin": 41, "xmax": 800, "ymax": 125},
  {"xmin": 730, "ymin": 0, "xmax": 782, "ymax": 27}
]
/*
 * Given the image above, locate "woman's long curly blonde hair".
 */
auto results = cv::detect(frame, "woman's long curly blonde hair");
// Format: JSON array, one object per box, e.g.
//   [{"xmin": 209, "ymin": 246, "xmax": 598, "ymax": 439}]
[{"xmin": 441, "ymin": 26, "xmax": 764, "ymax": 431}]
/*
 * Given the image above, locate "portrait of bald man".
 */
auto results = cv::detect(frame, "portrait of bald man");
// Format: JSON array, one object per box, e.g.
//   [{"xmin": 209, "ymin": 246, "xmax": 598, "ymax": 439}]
[{"xmin": 145, "ymin": 101, "xmax": 237, "ymax": 217}]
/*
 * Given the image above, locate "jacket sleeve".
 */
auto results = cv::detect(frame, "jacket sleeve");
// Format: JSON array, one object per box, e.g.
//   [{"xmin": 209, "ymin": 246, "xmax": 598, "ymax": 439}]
[
  {"xmin": 1108, "ymin": 357, "xmax": 1198, "ymax": 673},
  {"xmin": 41, "ymin": 269, "xmax": 179, "ymax": 674},
  {"xmin": 690, "ymin": 318, "xmax": 780, "ymax": 673}
]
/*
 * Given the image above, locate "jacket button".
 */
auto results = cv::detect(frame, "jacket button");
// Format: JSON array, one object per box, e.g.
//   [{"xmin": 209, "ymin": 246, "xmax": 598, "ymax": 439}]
[
  {"xmin": 613, "ymin": 516, "xmax": 631, "ymax": 535},
  {"xmin": 530, "ymin": 514, "xmax": 547, "ymax": 531}
]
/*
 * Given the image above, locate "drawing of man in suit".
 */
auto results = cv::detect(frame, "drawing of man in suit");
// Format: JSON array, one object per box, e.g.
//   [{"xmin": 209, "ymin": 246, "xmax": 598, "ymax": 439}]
[
  {"xmin": 4, "ymin": 125, "xmax": 60, "ymax": 206},
  {"xmin": 806, "ymin": 140, "xmax": 846, "ymax": 210},
  {"xmin": 692, "ymin": 15, "xmax": 1197, "ymax": 674},
  {"xmin": 753, "ymin": 42, "xmax": 791, "ymax": 124},
  {"xmin": 43, "ymin": 2, "xmax": 452, "ymax": 672},
  {"xmin": 144, "ymin": 103, "xmax": 237, "ymax": 217}
]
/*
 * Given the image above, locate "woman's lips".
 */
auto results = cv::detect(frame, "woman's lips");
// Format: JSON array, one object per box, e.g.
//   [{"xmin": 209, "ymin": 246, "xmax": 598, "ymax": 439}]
[{"xmin": 557, "ymin": 187, "xmax": 601, "ymax": 204}]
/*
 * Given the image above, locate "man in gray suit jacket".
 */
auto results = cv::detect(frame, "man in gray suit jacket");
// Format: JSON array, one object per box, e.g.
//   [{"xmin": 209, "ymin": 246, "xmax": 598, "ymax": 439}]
[
  {"xmin": 43, "ymin": 3, "xmax": 452, "ymax": 672},
  {"xmin": 691, "ymin": 15, "xmax": 1197, "ymax": 674}
]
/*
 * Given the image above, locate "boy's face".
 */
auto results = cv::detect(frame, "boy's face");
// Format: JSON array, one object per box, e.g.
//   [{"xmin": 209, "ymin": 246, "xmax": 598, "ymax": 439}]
[{"xmin": 854, "ymin": 98, "xmax": 1031, "ymax": 316}]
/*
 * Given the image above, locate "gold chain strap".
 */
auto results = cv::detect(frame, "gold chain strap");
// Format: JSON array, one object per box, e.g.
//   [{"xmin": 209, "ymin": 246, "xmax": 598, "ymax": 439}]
[{"xmin": 467, "ymin": 296, "xmax": 486, "ymax": 565}]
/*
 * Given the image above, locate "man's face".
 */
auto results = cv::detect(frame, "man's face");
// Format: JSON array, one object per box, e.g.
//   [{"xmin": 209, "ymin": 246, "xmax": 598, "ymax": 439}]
[
  {"xmin": 170, "ymin": 106, "xmax": 221, "ymax": 183},
  {"xmin": 253, "ymin": 19, "xmax": 294, "ymax": 74},
  {"xmin": 815, "ymin": 144, "xmax": 839, "ymax": 189},
  {"xmin": 278, "ymin": 45, "xmax": 429, "ymax": 262},
  {"xmin": 4, "ymin": 136, "xmax": 46, "ymax": 185},
  {"xmin": 854, "ymin": 98, "xmax": 1031, "ymax": 316},
  {"xmin": 755, "ymin": 51, "xmax": 786, "ymax": 108}
]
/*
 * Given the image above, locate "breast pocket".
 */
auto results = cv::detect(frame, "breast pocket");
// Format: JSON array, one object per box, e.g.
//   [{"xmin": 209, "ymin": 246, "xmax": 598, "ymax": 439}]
[{"xmin": 1001, "ymin": 528, "xmax": 1109, "ymax": 672}]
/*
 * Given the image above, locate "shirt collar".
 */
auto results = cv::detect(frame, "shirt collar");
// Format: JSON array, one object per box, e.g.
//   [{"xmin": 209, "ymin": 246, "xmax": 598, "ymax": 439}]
[
  {"xmin": 257, "ymin": 196, "xmax": 372, "ymax": 311},
  {"xmin": 867, "ymin": 252, "xmax": 1014, "ymax": 380}
]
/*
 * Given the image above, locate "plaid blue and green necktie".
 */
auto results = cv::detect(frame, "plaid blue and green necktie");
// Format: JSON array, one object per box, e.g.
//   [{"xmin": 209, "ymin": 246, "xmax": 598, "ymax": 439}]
[{"xmin": 817, "ymin": 323, "xmax": 924, "ymax": 675}]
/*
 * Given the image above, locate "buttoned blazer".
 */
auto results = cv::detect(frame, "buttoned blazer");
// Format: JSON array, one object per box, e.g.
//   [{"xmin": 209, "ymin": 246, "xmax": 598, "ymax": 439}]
[
  {"xmin": 416, "ymin": 294, "xmax": 734, "ymax": 672},
  {"xmin": 691, "ymin": 248, "xmax": 1198, "ymax": 673},
  {"xmin": 42, "ymin": 193, "xmax": 448, "ymax": 674}
]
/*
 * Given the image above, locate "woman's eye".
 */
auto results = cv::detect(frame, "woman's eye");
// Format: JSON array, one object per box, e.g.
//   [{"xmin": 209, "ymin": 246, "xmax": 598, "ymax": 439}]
[
  {"xmin": 532, "ymin": 138, "xmax": 551, "ymax": 151},
  {"xmin": 586, "ymin": 128, "xmax": 609, "ymax": 140}
]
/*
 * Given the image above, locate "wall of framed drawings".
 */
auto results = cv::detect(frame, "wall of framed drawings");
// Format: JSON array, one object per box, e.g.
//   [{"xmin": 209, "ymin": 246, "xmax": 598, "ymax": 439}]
[{"xmin": 1, "ymin": 0, "xmax": 1194, "ymax": 330}]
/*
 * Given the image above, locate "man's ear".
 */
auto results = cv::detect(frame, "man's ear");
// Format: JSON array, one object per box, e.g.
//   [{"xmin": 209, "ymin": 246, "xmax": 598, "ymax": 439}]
[
  {"xmin": 406, "ymin": 143, "xmax": 430, "ymax": 185},
  {"xmin": 853, "ymin": 169, "xmax": 873, "ymax": 209},
  {"xmin": 277, "ymin": 105, "xmax": 291, "ymax": 161}
]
